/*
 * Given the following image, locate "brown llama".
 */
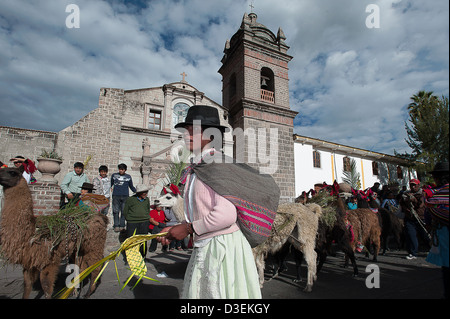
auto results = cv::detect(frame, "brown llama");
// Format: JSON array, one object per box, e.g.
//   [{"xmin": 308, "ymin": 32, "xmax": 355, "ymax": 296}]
[
  {"xmin": 338, "ymin": 197, "xmax": 382, "ymax": 262},
  {"xmin": 366, "ymin": 197, "xmax": 404, "ymax": 255},
  {"xmin": 0, "ymin": 167, "xmax": 108, "ymax": 298},
  {"xmin": 315, "ymin": 202, "xmax": 359, "ymax": 277}
]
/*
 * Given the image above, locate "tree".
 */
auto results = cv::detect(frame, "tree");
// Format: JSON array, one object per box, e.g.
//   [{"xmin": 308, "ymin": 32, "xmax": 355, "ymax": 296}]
[
  {"xmin": 342, "ymin": 158, "xmax": 361, "ymax": 190},
  {"xmin": 407, "ymin": 90, "xmax": 439, "ymax": 119},
  {"xmin": 395, "ymin": 91, "xmax": 449, "ymax": 181}
]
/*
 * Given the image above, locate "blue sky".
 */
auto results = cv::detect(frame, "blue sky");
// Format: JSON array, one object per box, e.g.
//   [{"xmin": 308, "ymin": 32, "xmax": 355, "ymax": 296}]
[{"xmin": 0, "ymin": 0, "xmax": 448, "ymax": 156}]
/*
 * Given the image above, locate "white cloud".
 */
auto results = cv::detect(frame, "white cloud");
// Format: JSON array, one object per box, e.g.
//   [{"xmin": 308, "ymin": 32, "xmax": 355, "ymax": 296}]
[{"xmin": 0, "ymin": 0, "xmax": 448, "ymax": 156}]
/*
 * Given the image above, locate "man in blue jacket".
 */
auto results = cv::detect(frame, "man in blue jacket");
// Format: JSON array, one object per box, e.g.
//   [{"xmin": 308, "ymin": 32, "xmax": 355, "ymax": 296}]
[{"xmin": 111, "ymin": 163, "xmax": 136, "ymax": 232}]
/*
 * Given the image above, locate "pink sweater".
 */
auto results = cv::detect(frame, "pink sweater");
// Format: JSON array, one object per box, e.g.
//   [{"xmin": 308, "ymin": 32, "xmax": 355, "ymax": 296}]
[{"xmin": 186, "ymin": 175, "xmax": 239, "ymax": 242}]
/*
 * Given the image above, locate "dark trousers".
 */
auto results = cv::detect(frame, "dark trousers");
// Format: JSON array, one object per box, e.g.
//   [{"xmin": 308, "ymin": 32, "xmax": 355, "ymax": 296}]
[
  {"xmin": 405, "ymin": 219, "xmax": 429, "ymax": 256},
  {"xmin": 149, "ymin": 224, "xmax": 167, "ymax": 252},
  {"xmin": 126, "ymin": 221, "xmax": 150, "ymax": 258},
  {"xmin": 112, "ymin": 195, "xmax": 128, "ymax": 228}
]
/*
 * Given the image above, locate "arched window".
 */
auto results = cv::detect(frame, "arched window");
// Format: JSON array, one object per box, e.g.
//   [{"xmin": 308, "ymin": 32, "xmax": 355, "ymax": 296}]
[
  {"xmin": 172, "ymin": 102, "xmax": 190, "ymax": 126},
  {"xmin": 260, "ymin": 67, "xmax": 274, "ymax": 103}
]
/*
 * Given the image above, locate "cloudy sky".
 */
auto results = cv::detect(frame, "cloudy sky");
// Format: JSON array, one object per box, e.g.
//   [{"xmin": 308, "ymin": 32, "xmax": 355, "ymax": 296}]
[{"xmin": 0, "ymin": 0, "xmax": 448, "ymax": 156}]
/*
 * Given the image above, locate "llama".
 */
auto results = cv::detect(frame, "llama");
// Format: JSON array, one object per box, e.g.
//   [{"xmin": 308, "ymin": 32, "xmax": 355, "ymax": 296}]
[
  {"xmin": 379, "ymin": 206, "xmax": 404, "ymax": 254},
  {"xmin": 271, "ymin": 194, "xmax": 359, "ymax": 282},
  {"xmin": 253, "ymin": 202, "xmax": 322, "ymax": 292},
  {"xmin": 154, "ymin": 184, "xmax": 184, "ymax": 223},
  {"xmin": 338, "ymin": 197, "xmax": 382, "ymax": 262},
  {"xmin": 315, "ymin": 204, "xmax": 359, "ymax": 277},
  {"xmin": 0, "ymin": 167, "xmax": 108, "ymax": 298},
  {"xmin": 359, "ymin": 192, "xmax": 403, "ymax": 255}
]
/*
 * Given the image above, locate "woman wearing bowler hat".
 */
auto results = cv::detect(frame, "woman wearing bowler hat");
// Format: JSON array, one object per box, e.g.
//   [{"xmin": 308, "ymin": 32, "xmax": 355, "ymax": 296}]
[{"xmin": 159, "ymin": 105, "xmax": 265, "ymax": 299}]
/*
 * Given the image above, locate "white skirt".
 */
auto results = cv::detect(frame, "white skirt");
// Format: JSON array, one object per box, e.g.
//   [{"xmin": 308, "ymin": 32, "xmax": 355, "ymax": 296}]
[{"xmin": 181, "ymin": 230, "xmax": 262, "ymax": 299}]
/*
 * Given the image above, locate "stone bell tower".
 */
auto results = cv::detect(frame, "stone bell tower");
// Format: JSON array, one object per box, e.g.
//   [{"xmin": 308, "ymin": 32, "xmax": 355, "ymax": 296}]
[{"xmin": 218, "ymin": 12, "xmax": 298, "ymax": 202}]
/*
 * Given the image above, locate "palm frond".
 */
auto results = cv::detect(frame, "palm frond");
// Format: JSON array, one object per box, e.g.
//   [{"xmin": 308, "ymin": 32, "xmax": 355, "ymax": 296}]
[
  {"xmin": 342, "ymin": 158, "xmax": 361, "ymax": 190},
  {"xmin": 55, "ymin": 232, "xmax": 168, "ymax": 299},
  {"xmin": 165, "ymin": 145, "xmax": 190, "ymax": 185}
]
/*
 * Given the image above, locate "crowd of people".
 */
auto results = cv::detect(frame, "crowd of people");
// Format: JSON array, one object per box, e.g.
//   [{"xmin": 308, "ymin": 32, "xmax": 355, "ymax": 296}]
[
  {"xmin": 1, "ymin": 103, "xmax": 447, "ymax": 299},
  {"xmin": 59, "ymin": 161, "xmax": 189, "ymax": 256},
  {"xmin": 342, "ymin": 179, "xmax": 434, "ymax": 261},
  {"xmin": 0, "ymin": 156, "xmax": 186, "ymax": 258},
  {"xmin": 299, "ymin": 168, "xmax": 448, "ymax": 299}
]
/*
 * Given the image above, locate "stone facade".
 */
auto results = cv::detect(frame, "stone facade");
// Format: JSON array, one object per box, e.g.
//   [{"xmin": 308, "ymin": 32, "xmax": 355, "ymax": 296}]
[
  {"xmin": 113, "ymin": 83, "xmax": 231, "ymax": 200},
  {"xmin": 0, "ymin": 126, "xmax": 57, "ymax": 180},
  {"xmin": 56, "ymin": 88, "xmax": 123, "ymax": 184}
]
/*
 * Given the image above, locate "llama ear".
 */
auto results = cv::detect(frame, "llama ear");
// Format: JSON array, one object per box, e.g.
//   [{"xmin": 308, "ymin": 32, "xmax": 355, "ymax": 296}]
[
  {"xmin": 170, "ymin": 184, "xmax": 180, "ymax": 195},
  {"xmin": 163, "ymin": 187, "xmax": 168, "ymax": 194}
]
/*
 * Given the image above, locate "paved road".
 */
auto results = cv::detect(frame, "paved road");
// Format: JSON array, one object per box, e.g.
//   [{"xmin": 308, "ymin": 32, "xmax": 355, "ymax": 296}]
[{"xmin": 0, "ymin": 229, "xmax": 445, "ymax": 300}]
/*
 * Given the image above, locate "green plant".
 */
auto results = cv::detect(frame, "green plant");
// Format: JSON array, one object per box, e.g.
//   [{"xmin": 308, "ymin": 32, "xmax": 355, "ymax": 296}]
[
  {"xmin": 342, "ymin": 158, "xmax": 361, "ymax": 190},
  {"xmin": 34, "ymin": 201, "xmax": 95, "ymax": 252},
  {"xmin": 164, "ymin": 145, "xmax": 190, "ymax": 185},
  {"xmin": 40, "ymin": 149, "xmax": 63, "ymax": 161}
]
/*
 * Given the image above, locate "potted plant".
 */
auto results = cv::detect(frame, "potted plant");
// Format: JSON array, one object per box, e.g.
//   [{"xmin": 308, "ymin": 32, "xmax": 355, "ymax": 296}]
[{"xmin": 37, "ymin": 149, "xmax": 63, "ymax": 182}]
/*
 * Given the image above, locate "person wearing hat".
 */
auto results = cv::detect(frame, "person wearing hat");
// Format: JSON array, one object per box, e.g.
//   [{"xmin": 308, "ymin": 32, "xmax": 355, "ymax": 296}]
[
  {"xmin": 400, "ymin": 177, "xmax": 430, "ymax": 260},
  {"xmin": 81, "ymin": 182, "xmax": 95, "ymax": 193},
  {"xmin": 60, "ymin": 162, "xmax": 90, "ymax": 207},
  {"xmin": 423, "ymin": 162, "xmax": 449, "ymax": 299},
  {"xmin": 123, "ymin": 184, "xmax": 151, "ymax": 258},
  {"xmin": 9, "ymin": 156, "xmax": 37, "ymax": 184},
  {"xmin": 159, "ymin": 105, "xmax": 265, "ymax": 299},
  {"xmin": 75, "ymin": 183, "xmax": 109, "ymax": 214},
  {"xmin": 174, "ymin": 104, "xmax": 229, "ymax": 164}
]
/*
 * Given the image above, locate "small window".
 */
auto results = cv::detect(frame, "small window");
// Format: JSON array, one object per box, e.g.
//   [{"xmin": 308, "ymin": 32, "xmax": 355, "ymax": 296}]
[
  {"xmin": 397, "ymin": 166, "xmax": 403, "ymax": 179},
  {"xmin": 343, "ymin": 156, "xmax": 351, "ymax": 172},
  {"xmin": 148, "ymin": 110, "xmax": 161, "ymax": 130},
  {"xmin": 313, "ymin": 151, "xmax": 321, "ymax": 168},
  {"xmin": 372, "ymin": 162, "xmax": 379, "ymax": 175}
]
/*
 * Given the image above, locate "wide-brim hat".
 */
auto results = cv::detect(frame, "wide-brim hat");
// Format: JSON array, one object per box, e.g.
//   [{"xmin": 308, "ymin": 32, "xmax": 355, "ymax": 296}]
[
  {"xmin": 81, "ymin": 182, "xmax": 95, "ymax": 190},
  {"xmin": 174, "ymin": 105, "xmax": 229, "ymax": 132},
  {"xmin": 430, "ymin": 162, "xmax": 449, "ymax": 174},
  {"xmin": 135, "ymin": 184, "xmax": 150, "ymax": 193}
]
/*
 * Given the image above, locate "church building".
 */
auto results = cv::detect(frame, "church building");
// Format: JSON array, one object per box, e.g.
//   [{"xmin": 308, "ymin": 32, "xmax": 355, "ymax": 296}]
[{"xmin": 0, "ymin": 12, "xmax": 415, "ymax": 212}]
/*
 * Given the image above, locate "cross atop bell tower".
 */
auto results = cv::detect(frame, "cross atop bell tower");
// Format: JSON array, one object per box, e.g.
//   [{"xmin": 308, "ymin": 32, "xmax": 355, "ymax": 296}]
[
  {"xmin": 218, "ymin": 12, "xmax": 298, "ymax": 202},
  {"xmin": 249, "ymin": 1, "xmax": 254, "ymax": 13}
]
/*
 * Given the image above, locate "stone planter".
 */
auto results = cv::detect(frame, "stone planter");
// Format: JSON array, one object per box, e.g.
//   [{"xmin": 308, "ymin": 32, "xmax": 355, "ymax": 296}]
[{"xmin": 37, "ymin": 157, "xmax": 62, "ymax": 183}]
